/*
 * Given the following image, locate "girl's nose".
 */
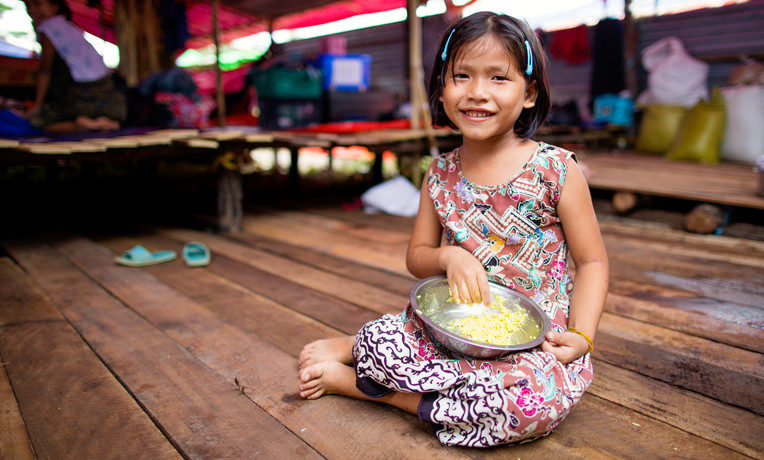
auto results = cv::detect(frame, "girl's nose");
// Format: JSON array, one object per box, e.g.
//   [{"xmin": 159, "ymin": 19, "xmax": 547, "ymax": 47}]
[{"xmin": 466, "ymin": 79, "xmax": 489, "ymax": 101}]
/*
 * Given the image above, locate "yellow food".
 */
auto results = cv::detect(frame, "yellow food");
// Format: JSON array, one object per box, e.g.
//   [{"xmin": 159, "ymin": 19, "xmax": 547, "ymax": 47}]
[{"xmin": 448, "ymin": 303, "xmax": 529, "ymax": 345}]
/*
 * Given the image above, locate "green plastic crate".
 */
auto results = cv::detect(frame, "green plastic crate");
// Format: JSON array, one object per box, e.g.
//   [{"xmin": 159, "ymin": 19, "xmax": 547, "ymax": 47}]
[{"xmin": 250, "ymin": 66, "xmax": 322, "ymax": 100}]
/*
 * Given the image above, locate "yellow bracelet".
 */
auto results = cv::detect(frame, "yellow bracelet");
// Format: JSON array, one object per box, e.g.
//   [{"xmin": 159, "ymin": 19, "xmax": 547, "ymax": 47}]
[{"xmin": 566, "ymin": 328, "xmax": 594, "ymax": 354}]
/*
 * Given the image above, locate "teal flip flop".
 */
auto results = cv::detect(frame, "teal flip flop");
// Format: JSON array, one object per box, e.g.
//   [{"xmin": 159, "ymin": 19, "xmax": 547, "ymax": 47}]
[
  {"xmin": 115, "ymin": 245, "xmax": 177, "ymax": 267},
  {"xmin": 182, "ymin": 242, "xmax": 210, "ymax": 267}
]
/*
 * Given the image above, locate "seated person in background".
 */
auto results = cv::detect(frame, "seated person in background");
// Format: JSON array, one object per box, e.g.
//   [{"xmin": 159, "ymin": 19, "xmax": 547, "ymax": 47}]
[{"xmin": 25, "ymin": 0, "xmax": 127, "ymax": 133}]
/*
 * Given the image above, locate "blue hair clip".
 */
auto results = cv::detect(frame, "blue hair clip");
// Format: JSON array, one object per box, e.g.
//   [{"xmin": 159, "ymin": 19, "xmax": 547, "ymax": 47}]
[
  {"xmin": 442, "ymin": 29, "xmax": 455, "ymax": 61},
  {"xmin": 524, "ymin": 40, "xmax": 533, "ymax": 75}
]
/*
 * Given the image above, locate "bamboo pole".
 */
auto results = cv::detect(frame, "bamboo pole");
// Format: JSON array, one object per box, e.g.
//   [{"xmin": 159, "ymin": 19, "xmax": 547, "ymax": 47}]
[
  {"xmin": 406, "ymin": 0, "xmax": 438, "ymax": 186},
  {"xmin": 624, "ymin": 0, "xmax": 639, "ymax": 98},
  {"xmin": 212, "ymin": 0, "xmax": 227, "ymax": 127},
  {"xmin": 407, "ymin": 0, "xmax": 421, "ymax": 130}
]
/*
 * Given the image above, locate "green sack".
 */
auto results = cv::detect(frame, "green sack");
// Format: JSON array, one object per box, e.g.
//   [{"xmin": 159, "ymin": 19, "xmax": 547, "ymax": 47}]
[
  {"xmin": 635, "ymin": 105, "xmax": 687, "ymax": 153},
  {"xmin": 666, "ymin": 88, "xmax": 726, "ymax": 164}
]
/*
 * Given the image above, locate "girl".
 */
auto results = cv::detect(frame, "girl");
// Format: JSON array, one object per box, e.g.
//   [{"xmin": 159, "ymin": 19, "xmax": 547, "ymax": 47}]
[
  {"xmin": 298, "ymin": 12, "xmax": 608, "ymax": 447},
  {"xmin": 25, "ymin": 0, "xmax": 127, "ymax": 132}
]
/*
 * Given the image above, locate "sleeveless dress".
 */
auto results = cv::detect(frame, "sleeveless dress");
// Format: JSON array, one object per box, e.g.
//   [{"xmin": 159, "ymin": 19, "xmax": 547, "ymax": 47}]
[{"xmin": 352, "ymin": 143, "xmax": 593, "ymax": 447}]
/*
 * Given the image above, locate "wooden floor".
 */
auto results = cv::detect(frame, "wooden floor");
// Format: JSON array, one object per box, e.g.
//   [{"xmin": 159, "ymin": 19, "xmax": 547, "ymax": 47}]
[{"xmin": 1, "ymin": 204, "xmax": 762, "ymax": 458}]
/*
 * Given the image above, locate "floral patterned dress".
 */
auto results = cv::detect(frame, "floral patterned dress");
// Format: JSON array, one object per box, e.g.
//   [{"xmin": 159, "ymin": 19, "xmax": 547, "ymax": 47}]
[{"xmin": 352, "ymin": 142, "xmax": 593, "ymax": 447}]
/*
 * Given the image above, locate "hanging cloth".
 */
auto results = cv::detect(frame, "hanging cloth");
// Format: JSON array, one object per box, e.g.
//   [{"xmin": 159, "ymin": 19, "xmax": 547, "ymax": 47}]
[
  {"xmin": 589, "ymin": 18, "xmax": 625, "ymax": 105},
  {"xmin": 550, "ymin": 25, "xmax": 590, "ymax": 65},
  {"xmin": 159, "ymin": 0, "xmax": 191, "ymax": 54}
]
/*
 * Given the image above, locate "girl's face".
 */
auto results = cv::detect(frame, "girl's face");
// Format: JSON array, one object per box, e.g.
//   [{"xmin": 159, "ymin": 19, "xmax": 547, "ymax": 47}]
[
  {"xmin": 440, "ymin": 34, "xmax": 537, "ymax": 142},
  {"xmin": 24, "ymin": 0, "xmax": 59, "ymax": 26}
]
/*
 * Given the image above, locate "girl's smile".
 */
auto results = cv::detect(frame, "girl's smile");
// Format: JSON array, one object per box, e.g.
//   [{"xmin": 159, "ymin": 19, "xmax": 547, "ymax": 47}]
[{"xmin": 440, "ymin": 34, "xmax": 537, "ymax": 143}]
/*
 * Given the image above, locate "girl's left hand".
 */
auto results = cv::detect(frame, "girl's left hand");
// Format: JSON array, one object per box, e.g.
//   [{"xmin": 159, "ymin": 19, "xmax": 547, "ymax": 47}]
[{"xmin": 541, "ymin": 331, "xmax": 590, "ymax": 364}]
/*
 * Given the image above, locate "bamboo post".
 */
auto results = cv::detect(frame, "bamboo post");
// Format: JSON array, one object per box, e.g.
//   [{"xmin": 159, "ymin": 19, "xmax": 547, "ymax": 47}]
[
  {"xmin": 623, "ymin": 0, "xmax": 639, "ymax": 98},
  {"xmin": 212, "ymin": 0, "xmax": 227, "ymax": 127},
  {"xmin": 406, "ymin": 0, "xmax": 438, "ymax": 187},
  {"xmin": 407, "ymin": 0, "xmax": 422, "ymax": 130},
  {"xmin": 114, "ymin": 0, "xmax": 138, "ymax": 85}
]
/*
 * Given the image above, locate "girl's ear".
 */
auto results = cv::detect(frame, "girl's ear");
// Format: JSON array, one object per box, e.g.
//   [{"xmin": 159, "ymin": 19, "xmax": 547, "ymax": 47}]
[{"xmin": 523, "ymin": 80, "xmax": 538, "ymax": 109}]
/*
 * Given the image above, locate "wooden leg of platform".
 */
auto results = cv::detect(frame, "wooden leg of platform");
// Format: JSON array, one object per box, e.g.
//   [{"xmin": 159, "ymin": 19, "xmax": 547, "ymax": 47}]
[
  {"xmin": 371, "ymin": 149, "xmax": 383, "ymax": 184},
  {"xmin": 685, "ymin": 204, "xmax": 725, "ymax": 234},
  {"xmin": 217, "ymin": 167, "xmax": 242, "ymax": 233},
  {"xmin": 613, "ymin": 192, "xmax": 639, "ymax": 214},
  {"xmin": 288, "ymin": 147, "xmax": 300, "ymax": 188}
]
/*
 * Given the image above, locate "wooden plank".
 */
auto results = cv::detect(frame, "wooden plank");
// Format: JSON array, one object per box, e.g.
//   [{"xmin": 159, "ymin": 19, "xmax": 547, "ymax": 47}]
[
  {"xmin": 606, "ymin": 290, "xmax": 763, "ymax": 353},
  {"xmin": 589, "ymin": 360, "xmax": 763, "ymax": 458},
  {"xmin": 17, "ymin": 143, "xmax": 72, "ymax": 154},
  {"xmin": 96, "ymin": 234, "xmax": 346, "ymax": 356},
  {"xmin": 84, "ymin": 236, "xmax": 748, "ymax": 458},
  {"xmin": 0, "ymin": 139, "xmax": 20, "ymax": 148},
  {"xmin": 0, "ymin": 258, "xmax": 180, "ymax": 459},
  {"xmin": 4, "ymin": 240, "xmax": 320, "ymax": 459},
  {"xmin": 132, "ymin": 233, "xmax": 380, "ymax": 335},
  {"xmin": 604, "ymin": 237, "xmax": 764, "ymax": 309},
  {"xmin": 241, "ymin": 213, "xmax": 409, "ymax": 275},
  {"xmin": 0, "ymin": 362, "xmax": 33, "ymax": 460},
  {"xmin": 598, "ymin": 219, "xmax": 764, "ymax": 258},
  {"xmin": 162, "ymin": 228, "xmax": 407, "ymax": 315},
  {"xmin": 595, "ymin": 313, "xmax": 763, "ymax": 414},
  {"xmin": 227, "ymin": 231, "xmax": 414, "ymax": 297}
]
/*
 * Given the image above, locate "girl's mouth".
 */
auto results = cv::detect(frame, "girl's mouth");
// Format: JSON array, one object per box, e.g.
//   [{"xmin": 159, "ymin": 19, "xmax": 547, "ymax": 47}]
[{"xmin": 461, "ymin": 110, "xmax": 495, "ymax": 119}]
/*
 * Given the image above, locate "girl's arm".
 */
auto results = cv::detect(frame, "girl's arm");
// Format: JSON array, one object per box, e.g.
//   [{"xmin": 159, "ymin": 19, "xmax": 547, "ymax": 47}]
[
  {"xmin": 407, "ymin": 170, "xmax": 491, "ymax": 306},
  {"xmin": 541, "ymin": 159, "xmax": 609, "ymax": 364},
  {"xmin": 32, "ymin": 34, "xmax": 55, "ymax": 113}
]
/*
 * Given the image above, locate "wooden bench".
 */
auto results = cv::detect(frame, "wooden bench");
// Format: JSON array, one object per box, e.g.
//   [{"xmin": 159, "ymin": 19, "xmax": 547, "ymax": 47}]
[{"xmin": 580, "ymin": 150, "xmax": 763, "ymax": 232}]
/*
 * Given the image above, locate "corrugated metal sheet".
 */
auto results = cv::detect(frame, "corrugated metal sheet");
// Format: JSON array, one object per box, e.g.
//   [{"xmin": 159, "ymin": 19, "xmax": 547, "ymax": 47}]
[{"xmin": 281, "ymin": 1, "xmax": 763, "ymax": 122}]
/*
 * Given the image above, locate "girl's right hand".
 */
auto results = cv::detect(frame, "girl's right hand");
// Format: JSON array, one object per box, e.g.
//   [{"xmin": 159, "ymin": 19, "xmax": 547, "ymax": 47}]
[{"xmin": 441, "ymin": 246, "xmax": 491, "ymax": 306}]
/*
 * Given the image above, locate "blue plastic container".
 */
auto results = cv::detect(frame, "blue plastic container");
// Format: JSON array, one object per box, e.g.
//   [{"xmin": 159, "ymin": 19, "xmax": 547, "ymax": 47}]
[
  {"xmin": 593, "ymin": 94, "xmax": 634, "ymax": 126},
  {"xmin": 318, "ymin": 54, "xmax": 371, "ymax": 92}
]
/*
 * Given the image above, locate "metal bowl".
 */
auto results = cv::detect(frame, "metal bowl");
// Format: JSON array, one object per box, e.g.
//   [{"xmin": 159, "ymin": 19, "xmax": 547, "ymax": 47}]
[{"xmin": 410, "ymin": 276, "xmax": 551, "ymax": 359}]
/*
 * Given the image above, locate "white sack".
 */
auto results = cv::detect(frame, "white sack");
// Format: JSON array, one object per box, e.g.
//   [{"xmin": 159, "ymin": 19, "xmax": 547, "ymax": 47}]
[
  {"xmin": 361, "ymin": 175, "xmax": 420, "ymax": 217},
  {"xmin": 721, "ymin": 85, "xmax": 764, "ymax": 164},
  {"xmin": 637, "ymin": 37, "xmax": 709, "ymax": 108}
]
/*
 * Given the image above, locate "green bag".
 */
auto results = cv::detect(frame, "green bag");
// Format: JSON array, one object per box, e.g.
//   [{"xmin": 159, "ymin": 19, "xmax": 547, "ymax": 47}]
[
  {"xmin": 635, "ymin": 105, "xmax": 687, "ymax": 153},
  {"xmin": 666, "ymin": 88, "xmax": 726, "ymax": 164}
]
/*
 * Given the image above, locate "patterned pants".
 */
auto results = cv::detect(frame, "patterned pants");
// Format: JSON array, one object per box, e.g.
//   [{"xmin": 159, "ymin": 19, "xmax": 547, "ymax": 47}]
[{"xmin": 353, "ymin": 304, "xmax": 592, "ymax": 447}]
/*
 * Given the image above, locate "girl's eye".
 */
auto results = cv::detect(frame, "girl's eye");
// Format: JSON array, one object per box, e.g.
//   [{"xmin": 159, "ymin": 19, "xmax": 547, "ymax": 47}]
[{"xmin": 492, "ymin": 75, "xmax": 509, "ymax": 82}]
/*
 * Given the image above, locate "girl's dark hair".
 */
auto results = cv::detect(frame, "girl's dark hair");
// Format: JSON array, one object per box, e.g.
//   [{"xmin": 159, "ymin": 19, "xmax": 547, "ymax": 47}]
[
  {"xmin": 427, "ymin": 12, "xmax": 550, "ymax": 139},
  {"xmin": 50, "ymin": 0, "xmax": 73, "ymax": 20}
]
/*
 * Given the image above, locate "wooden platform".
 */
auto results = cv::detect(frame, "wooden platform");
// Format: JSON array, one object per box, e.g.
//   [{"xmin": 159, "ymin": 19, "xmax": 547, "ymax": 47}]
[
  {"xmin": 2, "ymin": 203, "xmax": 763, "ymax": 458},
  {"xmin": 581, "ymin": 151, "xmax": 764, "ymax": 210}
]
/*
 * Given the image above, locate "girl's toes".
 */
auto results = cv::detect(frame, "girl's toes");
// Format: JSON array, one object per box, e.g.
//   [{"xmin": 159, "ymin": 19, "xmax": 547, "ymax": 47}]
[
  {"xmin": 306, "ymin": 388, "xmax": 325, "ymax": 400},
  {"xmin": 301, "ymin": 364, "xmax": 324, "ymax": 382},
  {"xmin": 300, "ymin": 386, "xmax": 321, "ymax": 399},
  {"xmin": 300, "ymin": 379, "xmax": 319, "ymax": 391}
]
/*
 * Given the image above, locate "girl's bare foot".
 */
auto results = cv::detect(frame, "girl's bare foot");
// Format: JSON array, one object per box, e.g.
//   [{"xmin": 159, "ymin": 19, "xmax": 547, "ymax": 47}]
[
  {"xmin": 299, "ymin": 360, "xmax": 364, "ymax": 400},
  {"xmin": 298, "ymin": 335, "xmax": 354, "ymax": 370},
  {"xmin": 298, "ymin": 360, "xmax": 423, "ymax": 414}
]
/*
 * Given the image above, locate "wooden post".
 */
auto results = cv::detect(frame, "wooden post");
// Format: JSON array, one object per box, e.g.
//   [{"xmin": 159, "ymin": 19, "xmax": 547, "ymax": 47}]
[
  {"xmin": 623, "ymin": 0, "xmax": 639, "ymax": 98},
  {"xmin": 217, "ymin": 163, "xmax": 242, "ymax": 233},
  {"xmin": 114, "ymin": 0, "xmax": 137, "ymax": 85},
  {"xmin": 407, "ymin": 0, "xmax": 439, "ymax": 182},
  {"xmin": 212, "ymin": 0, "xmax": 227, "ymax": 127},
  {"xmin": 114, "ymin": 0, "xmax": 164, "ymax": 85},
  {"xmin": 407, "ymin": 0, "xmax": 422, "ymax": 130}
]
